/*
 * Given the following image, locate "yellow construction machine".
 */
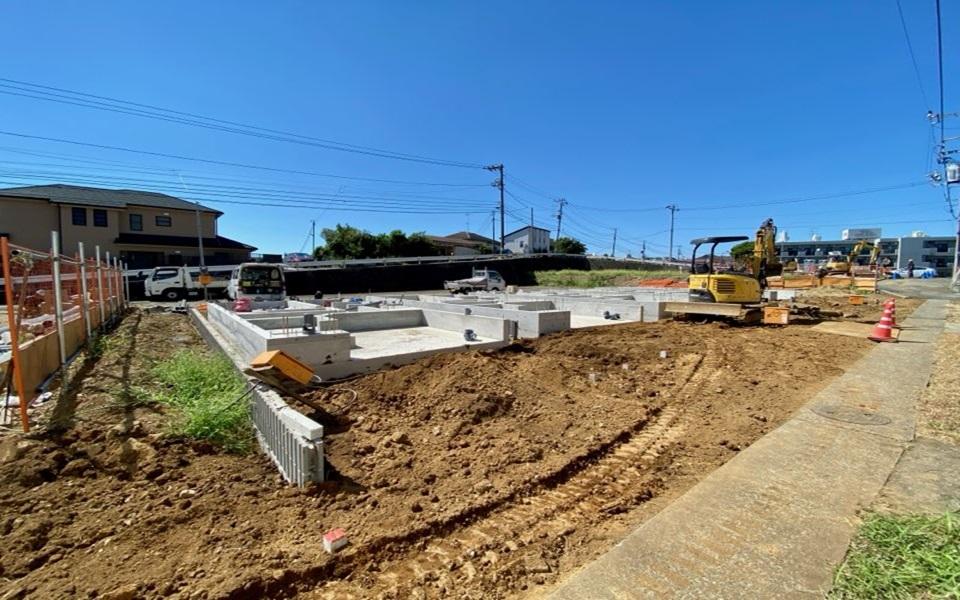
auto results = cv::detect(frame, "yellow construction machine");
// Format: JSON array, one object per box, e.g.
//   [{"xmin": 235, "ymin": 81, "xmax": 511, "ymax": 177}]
[
  {"xmin": 666, "ymin": 218, "xmax": 794, "ymax": 320},
  {"xmin": 817, "ymin": 239, "xmax": 881, "ymax": 277}
]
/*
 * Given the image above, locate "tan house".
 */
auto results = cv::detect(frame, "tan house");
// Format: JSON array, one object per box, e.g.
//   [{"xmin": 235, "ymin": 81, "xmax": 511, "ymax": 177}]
[{"xmin": 0, "ymin": 184, "xmax": 255, "ymax": 268}]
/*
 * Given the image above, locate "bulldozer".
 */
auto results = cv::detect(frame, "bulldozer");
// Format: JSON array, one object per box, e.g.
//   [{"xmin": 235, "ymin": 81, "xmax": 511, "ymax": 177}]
[{"xmin": 666, "ymin": 218, "xmax": 794, "ymax": 320}]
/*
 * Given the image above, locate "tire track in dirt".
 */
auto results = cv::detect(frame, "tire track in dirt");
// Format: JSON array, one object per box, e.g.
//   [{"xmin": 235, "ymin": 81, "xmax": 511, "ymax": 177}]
[{"xmin": 308, "ymin": 347, "xmax": 724, "ymax": 599}]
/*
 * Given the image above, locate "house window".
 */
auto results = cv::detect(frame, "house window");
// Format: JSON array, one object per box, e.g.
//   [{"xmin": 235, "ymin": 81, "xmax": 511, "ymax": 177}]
[
  {"xmin": 156, "ymin": 215, "xmax": 172, "ymax": 227},
  {"xmin": 72, "ymin": 207, "xmax": 87, "ymax": 226},
  {"xmin": 93, "ymin": 209, "xmax": 108, "ymax": 227},
  {"xmin": 129, "ymin": 213, "xmax": 143, "ymax": 231}
]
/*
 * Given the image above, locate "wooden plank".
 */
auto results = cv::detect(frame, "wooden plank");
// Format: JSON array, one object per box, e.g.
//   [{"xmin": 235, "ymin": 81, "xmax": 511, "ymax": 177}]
[{"xmin": 808, "ymin": 321, "xmax": 901, "ymax": 340}]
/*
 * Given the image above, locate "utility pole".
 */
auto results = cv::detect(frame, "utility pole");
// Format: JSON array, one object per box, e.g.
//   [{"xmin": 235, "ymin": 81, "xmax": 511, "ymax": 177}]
[
  {"xmin": 611, "ymin": 228, "xmax": 617, "ymax": 257},
  {"xmin": 530, "ymin": 207, "xmax": 534, "ymax": 229},
  {"xmin": 311, "ymin": 220, "xmax": 316, "ymax": 257},
  {"xmin": 486, "ymin": 164, "xmax": 505, "ymax": 254},
  {"xmin": 194, "ymin": 202, "xmax": 208, "ymax": 302},
  {"xmin": 666, "ymin": 204, "xmax": 678, "ymax": 260},
  {"xmin": 555, "ymin": 198, "xmax": 566, "ymax": 240}
]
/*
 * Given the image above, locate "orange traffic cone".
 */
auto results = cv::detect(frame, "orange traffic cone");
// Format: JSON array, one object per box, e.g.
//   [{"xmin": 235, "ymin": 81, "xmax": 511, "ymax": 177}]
[
  {"xmin": 868, "ymin": 312, "xmax": 897, "ymax": 342},
  {"xmin": 884, "ymin": 304, "xmax": 897, "ymax": 327}
]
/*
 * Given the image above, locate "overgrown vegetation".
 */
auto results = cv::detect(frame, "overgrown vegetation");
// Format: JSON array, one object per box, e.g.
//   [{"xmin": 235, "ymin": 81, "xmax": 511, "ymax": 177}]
[
  {"xmin": 150, "ymin": 349, "xmax": 252, "ymax": 453},
  {"xmin": 534, "ymin": 268, "xmax": 684, "ymax": 288},
  {"xmin": 830, "ymin": 512, "xmax": 960, "ymax": 599}
]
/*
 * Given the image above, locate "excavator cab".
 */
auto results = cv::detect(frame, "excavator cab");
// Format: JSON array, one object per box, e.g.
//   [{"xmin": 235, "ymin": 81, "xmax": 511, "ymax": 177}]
[{"xmin": 687, "ymin": 236, "xmax": 763, "ymax": 304}]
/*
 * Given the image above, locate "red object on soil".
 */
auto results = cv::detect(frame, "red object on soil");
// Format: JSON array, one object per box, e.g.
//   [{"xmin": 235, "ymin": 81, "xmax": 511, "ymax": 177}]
[{"xmin": 323, "ymin": 528, "xmax": 348, "ymax": 553}]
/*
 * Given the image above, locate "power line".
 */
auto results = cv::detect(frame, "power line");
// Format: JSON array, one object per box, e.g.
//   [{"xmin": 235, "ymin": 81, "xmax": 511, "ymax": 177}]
[
  {"xmin": 895, "ymin": 0, "xmax": 932, "ymax": 109},
  {"xmin": 0, "ymin": 177, "xmax": 492, "ymax": 215},
  {"xmin": 0, "ymin": 166, "xmax": 495, "ymax": 207},
  {"xmin": 0, "ymin": 130, "xmax": 488, "ymax": 187},
  {"xmin": 0, "ymin": 78, "xmax": 484, "ymax": 168}
]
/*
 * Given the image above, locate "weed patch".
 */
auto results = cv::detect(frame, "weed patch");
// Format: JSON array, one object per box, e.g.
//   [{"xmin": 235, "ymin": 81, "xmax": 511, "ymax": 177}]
[
  {"xmin": 830, "ymin": 511, "xmax": 960, "ymax": 599},
  {"xmin": 534, "ymin": 269, "xmax": 683, "ymax": 288},
  {"xmin": 150, "ymin": 350, "xmax": 252, "ymax": 453}
]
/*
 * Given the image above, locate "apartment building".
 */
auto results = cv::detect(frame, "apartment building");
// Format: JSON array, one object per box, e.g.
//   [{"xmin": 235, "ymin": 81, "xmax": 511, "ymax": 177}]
[
  {"xmin": 0, "ymin": 184, "xmax": 255, "ymax": 268},
  {"xmin": 776, "ymin": 233, "xmax": 956, "ymax": 276}
]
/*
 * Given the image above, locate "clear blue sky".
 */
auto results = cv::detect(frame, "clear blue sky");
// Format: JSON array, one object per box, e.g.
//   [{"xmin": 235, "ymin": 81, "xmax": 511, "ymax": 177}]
[{"xmin": 0, "ymin": 1, "xmax": 956, "ymax": 257}]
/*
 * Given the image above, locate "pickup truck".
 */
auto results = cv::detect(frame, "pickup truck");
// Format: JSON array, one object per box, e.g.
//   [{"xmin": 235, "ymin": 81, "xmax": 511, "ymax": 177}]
[{"xmin": 444, "ymin": 268, "xmax": 506, "ymax": 293}]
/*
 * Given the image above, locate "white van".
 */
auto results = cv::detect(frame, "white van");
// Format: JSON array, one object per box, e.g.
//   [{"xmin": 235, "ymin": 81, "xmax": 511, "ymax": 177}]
[
  {"xmin": 143, "ymin": 266, "xmax": 233, "ymax": 301},
  {"xmin": 226, "ymin": 263, "xmax": 286, "ymax": 302}
]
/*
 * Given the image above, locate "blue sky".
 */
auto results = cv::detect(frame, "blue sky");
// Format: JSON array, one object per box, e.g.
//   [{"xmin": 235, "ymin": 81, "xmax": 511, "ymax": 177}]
[{"xmin": 0, "ymin": 1, "xmax": 956, "ymax": 257}]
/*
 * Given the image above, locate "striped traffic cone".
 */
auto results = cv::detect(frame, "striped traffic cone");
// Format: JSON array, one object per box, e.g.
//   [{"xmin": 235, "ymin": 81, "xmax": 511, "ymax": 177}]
[
  {"xmin": 884, "ymin": 303, "xmax": 897, "ymax": 327},
  {"xmin": 868, "ymin": 311, "xmax": 897, "ymax": 342}
]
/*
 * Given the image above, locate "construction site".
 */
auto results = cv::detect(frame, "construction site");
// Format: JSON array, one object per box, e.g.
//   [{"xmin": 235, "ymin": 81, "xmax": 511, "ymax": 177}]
[
  {"xmin": 2, "ymin": 216, "xmax": 957, "ymax": 600},
  {"xmin": 2, "ymin": 3, "xmax": 960, "ymax": 596}
]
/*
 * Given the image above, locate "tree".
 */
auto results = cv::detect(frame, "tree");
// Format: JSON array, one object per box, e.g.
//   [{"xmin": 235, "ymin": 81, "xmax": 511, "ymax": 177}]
[
  {"xmin": 316, "ymin": 224, "xmax": 442, "ymax": 259},
  {"xmin": 730, "ymin": 240, "xmax": 754, "ymax": 267},
  {"xmin": 553, "ymin": 237, "xmax": 586, "ymax": 255}
]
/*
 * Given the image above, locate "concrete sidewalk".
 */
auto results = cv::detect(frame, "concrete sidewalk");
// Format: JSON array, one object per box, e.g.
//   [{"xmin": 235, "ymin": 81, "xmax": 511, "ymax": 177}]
[{"xmin": 549, "ymin": 300, "xmax": 947, "ymax": 600}]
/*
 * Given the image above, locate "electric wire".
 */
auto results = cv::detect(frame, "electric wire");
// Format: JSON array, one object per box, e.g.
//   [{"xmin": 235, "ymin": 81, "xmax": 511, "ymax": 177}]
[
  {"xmin": 0, "ymin": 78, "xmax": 484, "ymax": 168},
  {"xmin": 895, "ymin": 0, "xmax": 932, "ymax": 109},
  {"xmin": 0, "ymin": 131, "xmax": 488, "ymax": 187}
]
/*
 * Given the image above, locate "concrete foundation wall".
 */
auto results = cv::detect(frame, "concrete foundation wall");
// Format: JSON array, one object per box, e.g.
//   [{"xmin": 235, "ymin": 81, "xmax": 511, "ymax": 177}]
[
  {"xmin": 421, "ymin": 309, "xmax": 512, "ymax": 341},
  {"xmin": 207, "ymin": 302, "xmax": 354, "ymax": 368},
  {"xmin": 321, "ymin": 308, "xmax": 425, "ymax": 332},
  {"xmin": 207, "ymin": 302, "xmax": 267, "ymax": 363},
  {"xmin": 267, "ymin": 331, "xmax": 353, "ymax": 367}
]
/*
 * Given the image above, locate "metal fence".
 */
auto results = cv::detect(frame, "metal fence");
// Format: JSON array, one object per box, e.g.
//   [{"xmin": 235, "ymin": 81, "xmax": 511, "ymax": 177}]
[{"xmin": 1, "ymin": 232, "xmax": 128, "ymax": 431}]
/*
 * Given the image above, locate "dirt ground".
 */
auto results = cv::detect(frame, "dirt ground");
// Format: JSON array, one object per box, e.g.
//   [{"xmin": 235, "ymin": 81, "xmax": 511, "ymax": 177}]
[
  {"xmin": 0, "ymin": 306, "xmax": 891, "ymax": 599},
  {"xmin": 792, "ymin": 287, "xmax": 923, "ymax": 324},
  {"xmin": 917, "ymin": 302, "xmax": 960, "ymax": 445}
]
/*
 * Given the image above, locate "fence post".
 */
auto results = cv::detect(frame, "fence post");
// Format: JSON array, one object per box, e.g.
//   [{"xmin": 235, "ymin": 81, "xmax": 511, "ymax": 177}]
[
  {"xmin": 78, "ymin": 243, "xmax": 91, "ymax": 341},
  {"xmin": 105, "ymin": 251, "xmax": 114, "ymax": 319},
  {"xmin": 95, "ymin": 246, "xmax": 105, "ymax": 327},
  {"xmin": 122, "ymin": 261, "xmax": 130, "ymax": 307},
  {"xmin": 114, "ymin": 258, "xmax": 123, "ymax": 309},
  {"xmin": 1, "ymin": 237, "xmax": 30, "ymax": 432},
  {"xmin": 51, "ymin": 231, "xmax": 68, "ymax": 371}
]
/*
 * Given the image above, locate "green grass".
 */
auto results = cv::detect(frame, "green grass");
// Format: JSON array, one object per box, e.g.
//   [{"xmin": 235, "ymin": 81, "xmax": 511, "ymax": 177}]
[
  {"xmin": 533, "ymin": 268, "xmax": 684, "ymax": 288},
  {"xmin": 150, "ymin": 349, "xmax": 252, "ymax": 453},
  {"xmin": 830, "ymin": 512, "xmax": 960, "ymax": 599}
]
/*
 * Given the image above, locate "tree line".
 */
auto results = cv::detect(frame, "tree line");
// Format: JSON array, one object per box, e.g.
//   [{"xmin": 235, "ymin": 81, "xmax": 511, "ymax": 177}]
[{"xmin": 313, "ymin": 224, "xmax": 586, "ymax": 259}]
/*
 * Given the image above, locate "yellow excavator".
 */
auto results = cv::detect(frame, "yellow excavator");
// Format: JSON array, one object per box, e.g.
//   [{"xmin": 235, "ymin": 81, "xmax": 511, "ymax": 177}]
[
  {"xmin": 817, "ymin": 239, "xmax": 881, "ymax": 277},
  {"xmin": 666, "ymin": 218, "xmax": 795, "ymax": 319}
]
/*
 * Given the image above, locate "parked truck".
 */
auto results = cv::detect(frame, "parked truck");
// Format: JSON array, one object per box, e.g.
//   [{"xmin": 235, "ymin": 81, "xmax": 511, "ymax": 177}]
[
  {"xmin": 143, "ymin": 265, "xmax": 233, "ymax": 300},
  {"xmin": 443, "ymin": 268, "xmax": 506, "ymax": 293}
]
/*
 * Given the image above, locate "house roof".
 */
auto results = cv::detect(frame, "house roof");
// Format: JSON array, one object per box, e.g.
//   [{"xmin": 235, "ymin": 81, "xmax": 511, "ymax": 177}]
[
  {"xmin": 444, "ymin": 231, "xmax": 497, "ymax": 244},
  {"xmin": 427, "ymin": 231, "xmax": 498, "ymax": 247},
  {"xmin": 115, "ymin": 233, "xmax": 255, "ymax": 251},
  {"xmin": 504, "ymin": 225, "xmax": 551, "ymax": 239},
  {"xmin": 0, "ymin": 184, "xmax": 222, "ymax": 215}
]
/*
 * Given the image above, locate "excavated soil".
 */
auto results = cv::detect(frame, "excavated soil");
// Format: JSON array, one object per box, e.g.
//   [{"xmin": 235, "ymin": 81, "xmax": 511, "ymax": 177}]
[{"xmin": 0, "ymin": 309, "xmax": 879, "ymax": 599}]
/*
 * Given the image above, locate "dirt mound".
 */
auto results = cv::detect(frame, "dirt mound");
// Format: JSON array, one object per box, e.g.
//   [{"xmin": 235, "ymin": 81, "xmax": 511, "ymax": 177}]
[
  {"xmin": 0, "ymin": 311, "xmax": 876, "ymax": 599},
  {"xmin": 633, "ymin": 277, "xmax": 688, "ymax": 288}
]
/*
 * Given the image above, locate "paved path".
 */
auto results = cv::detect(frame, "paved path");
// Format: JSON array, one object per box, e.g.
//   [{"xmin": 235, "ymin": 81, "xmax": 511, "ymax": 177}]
[
  {"xmin": 879, "ymin": 278, "xmax": 956, "ymax": 300},
  {"xmin": 549, "ymin": 299, "xmax": 947, "ymax": 600}
]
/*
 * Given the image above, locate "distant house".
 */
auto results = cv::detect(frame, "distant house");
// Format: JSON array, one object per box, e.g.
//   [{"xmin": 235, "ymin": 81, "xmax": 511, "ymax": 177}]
[
  {"xmin": 0, "ymin": 184, "xmax": 255, "ymax": 269},
  {"xmin": 503, "ymin": 226, "xmax": 551, "ymax": 255},
  {"xmin": 428, "ymin": 231, "xmax": 499, "ymax": 256}
]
